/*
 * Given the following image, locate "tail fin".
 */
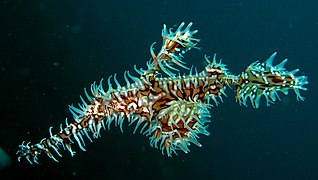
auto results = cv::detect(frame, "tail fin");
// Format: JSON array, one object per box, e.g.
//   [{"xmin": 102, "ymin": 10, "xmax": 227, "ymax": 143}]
[{"xmin": 236, "ymin": 52, "xmax": 308, "ymax": 108}]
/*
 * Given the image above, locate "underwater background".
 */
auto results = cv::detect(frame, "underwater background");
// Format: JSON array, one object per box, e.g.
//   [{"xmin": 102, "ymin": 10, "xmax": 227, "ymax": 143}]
[{"xmin": 0, "ymin": 0, "xmax": 317, "ymax": 179}]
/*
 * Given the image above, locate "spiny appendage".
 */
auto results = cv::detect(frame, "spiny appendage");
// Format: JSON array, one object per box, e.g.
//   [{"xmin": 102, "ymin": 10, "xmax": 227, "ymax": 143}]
[
  {"xmin": 16, "ymin": 119, "xmax": 85, "ymax": 164},
  {"xmin": 149, "ymin": 100, "xmax": 211, "ymax": 156},
  {"xmin": 236, "ymin": 52, "xmax": 308, "ymax": 108},
  {"xmin": 202, "ymin": 53, "xmax": 237, "ymax": 105},
  {"xmin": 16, "ymin": 79, "xmax": 118, "ymax": 164},
  {"xmin": 149, "ymin": 22, "xmax": 200, "ymax": 76}
]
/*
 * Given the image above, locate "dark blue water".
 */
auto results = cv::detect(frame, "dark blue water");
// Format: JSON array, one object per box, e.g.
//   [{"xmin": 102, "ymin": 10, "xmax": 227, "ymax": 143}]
[{"xmin": 0, "ymin": 0, "xmax": 317, "ymax": 179}]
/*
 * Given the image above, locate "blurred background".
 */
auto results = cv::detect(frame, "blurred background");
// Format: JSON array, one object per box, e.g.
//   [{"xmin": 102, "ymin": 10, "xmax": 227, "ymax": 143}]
[{"xmin": 0, "ymin": 0, "xmax": 317, "ymax": 179}]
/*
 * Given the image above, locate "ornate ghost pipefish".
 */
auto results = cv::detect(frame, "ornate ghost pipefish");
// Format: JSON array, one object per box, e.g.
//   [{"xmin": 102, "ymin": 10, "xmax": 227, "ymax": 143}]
[{"xmin": 17, "ymin": 22, "xmax": 308, "ymax": 164}]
